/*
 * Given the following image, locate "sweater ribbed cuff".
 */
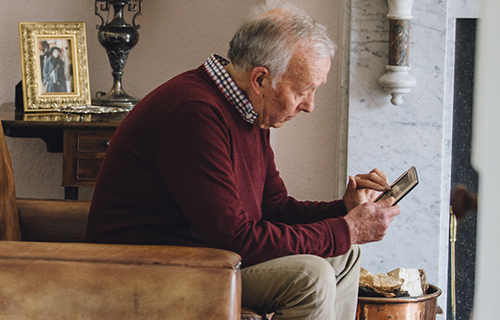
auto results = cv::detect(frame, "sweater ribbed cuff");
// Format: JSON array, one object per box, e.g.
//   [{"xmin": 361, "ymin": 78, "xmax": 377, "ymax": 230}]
[{"xmin": 326, "ymin": 216, "xmax": 351, "ymax": 256}]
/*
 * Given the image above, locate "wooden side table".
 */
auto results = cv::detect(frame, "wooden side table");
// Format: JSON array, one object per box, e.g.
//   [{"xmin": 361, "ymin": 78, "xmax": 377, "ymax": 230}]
[{"xmin": 0, "ymin": 103, "xmax": 126, "ymax": 199}]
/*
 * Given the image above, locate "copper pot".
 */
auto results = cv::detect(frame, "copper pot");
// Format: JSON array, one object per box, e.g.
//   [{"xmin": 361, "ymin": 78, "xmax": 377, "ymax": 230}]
[{"xmin": 356, "ymin": 285, "xmax": 442, "ymax": 320}]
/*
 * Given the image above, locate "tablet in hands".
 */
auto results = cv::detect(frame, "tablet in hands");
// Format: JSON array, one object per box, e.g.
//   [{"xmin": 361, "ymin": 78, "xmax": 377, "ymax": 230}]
[{"xmin": 375, "ymin": 166, "xmax": 419, "ymax": 205}]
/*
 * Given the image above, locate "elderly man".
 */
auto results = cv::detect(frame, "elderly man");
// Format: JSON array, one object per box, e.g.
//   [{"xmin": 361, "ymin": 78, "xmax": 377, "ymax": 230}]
[{"xmin": 86, "ymin": 3, "xmax": 399, "ymax": 319}]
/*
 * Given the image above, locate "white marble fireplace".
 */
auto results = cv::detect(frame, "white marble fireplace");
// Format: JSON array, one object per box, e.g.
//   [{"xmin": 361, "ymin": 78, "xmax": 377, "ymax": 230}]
[{"xmin": 346, "ymin": 0, "xmax": 480, "ymax": 317}]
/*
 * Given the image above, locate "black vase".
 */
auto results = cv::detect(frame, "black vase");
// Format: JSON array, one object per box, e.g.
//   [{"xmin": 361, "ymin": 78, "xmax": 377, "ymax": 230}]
[{"xmin": 94, "ymin": 0, "xmax": 141, "ymax": 108}]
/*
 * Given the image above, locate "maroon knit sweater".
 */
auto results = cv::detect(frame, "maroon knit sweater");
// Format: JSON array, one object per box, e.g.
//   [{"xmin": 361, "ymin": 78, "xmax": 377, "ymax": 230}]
[{"xmin": 86, "ymin": 65, "xmax": 351, "ymax": 267}]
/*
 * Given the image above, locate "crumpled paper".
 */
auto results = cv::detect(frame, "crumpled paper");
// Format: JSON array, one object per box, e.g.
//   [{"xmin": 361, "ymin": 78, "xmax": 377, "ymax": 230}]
[{"xmin": 359, "ymin": 267, "xmax": 428, "ymax": 297}]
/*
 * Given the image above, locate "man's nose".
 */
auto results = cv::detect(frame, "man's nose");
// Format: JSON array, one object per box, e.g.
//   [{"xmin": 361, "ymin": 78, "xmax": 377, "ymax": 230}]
[{"xmin": 300, "ymin": 93, "xmax": 315, "ymax": 113}]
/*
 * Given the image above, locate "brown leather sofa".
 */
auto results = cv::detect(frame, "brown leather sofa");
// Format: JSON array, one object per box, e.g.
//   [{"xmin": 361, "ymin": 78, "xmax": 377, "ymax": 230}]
[{"xmin": 1, "ymin": 121, "xmax": 267, "ymax": 319}]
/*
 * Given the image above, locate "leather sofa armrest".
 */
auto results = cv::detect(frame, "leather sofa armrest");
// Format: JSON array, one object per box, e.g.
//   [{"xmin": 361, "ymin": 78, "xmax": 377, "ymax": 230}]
[
  {"xmin": 0, "ymin": 241, "xmax": 242, "ymax": 319},
  {"xmin": 16, "ymin": 198, "xmax": 91, "ymax": 242}
]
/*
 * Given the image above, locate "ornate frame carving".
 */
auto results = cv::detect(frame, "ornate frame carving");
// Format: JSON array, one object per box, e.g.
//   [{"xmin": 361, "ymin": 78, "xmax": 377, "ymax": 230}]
[{"xmin": 18, "ymin": 22, "xmax": 91, "ymax": 112}]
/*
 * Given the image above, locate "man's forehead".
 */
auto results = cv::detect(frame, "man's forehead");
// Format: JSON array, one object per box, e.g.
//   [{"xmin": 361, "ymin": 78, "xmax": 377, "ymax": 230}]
[{"xmin": 283, "ymin": 54, "xmax": 330, "ymax": 85}]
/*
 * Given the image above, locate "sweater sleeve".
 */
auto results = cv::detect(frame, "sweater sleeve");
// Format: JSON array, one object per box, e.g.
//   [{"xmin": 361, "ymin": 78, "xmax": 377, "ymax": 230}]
[{"xmin": 157, "ymin": 101, "xmax": 351, "ymax": 267}]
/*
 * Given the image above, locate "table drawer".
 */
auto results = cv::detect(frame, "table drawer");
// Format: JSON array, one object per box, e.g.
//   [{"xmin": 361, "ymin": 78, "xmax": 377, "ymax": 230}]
[
  {"xmin": 76, "ymin": 158, "xmax": 104, "ymax": 181},
  {"xmin": 77, "ymin": 132, "xmax": 113, "ymax": 153},
  {"xmin": 63, "ymin": 128, "xmax": 115, "ymax": 187}
]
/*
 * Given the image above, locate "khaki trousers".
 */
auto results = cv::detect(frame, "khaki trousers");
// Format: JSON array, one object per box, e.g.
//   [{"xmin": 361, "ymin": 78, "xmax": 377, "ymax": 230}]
[{"xmin": 241, "ymin": 245, "xmax": 361, "ymax": 320}]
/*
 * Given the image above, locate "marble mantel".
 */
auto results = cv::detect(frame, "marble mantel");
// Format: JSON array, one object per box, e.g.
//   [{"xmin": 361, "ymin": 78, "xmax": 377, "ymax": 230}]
[{"xmin": 346, "ymin": 0, "xmax": 480, "ymax": 317}]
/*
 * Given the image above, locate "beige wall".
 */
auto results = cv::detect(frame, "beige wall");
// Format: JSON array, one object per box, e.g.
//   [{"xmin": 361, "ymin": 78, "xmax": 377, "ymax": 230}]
[{"xmin": 1, "ymin": 0, "xmax": 346, "ymax": 201}]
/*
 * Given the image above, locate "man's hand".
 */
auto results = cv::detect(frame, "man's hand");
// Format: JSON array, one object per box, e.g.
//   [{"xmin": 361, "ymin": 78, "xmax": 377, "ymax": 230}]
[
  {"xmin": 343, "ymin": 198, "xmax": 400, "ymax": 244},
  {"xmin": 343, "ymin": 168, "xmax": 390, "ymax": 212}
]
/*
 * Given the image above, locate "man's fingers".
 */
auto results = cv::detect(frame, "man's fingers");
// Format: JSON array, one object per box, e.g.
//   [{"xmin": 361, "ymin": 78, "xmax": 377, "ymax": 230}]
[
  {"xmin": 354, "ymin": 176, "xmax": 389, "ymax": 191},
  {"xmin": 354, "ymin": 168, "xmax": 391, "ymax": 191},
  {"xmin": 347, "ymin": 175, "xmax": 356, "ymax": 189},
  {"xmin": 377, "ymin": 198, "xmax": 401, "ymax": 217},
  {"xmin": 377, "ymin": 196, "xmax": 395, "ymax": 207},
  {"xmin": 371, "ymin": 168, "xmax": 389, "ymax": 183},
  {"xmin": 374, "ymin": 197, "xmax": 400, "ymax": 212}
]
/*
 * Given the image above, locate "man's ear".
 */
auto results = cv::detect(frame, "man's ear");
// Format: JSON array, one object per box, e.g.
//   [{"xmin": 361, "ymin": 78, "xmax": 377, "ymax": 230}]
[{"xmin": 250, "ymin": 66, "xmax": 270, "ymax": 94}]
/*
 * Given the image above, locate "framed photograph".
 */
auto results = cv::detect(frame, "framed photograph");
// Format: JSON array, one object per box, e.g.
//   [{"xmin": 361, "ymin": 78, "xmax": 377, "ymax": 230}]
[{"xmin": 19, "ymin": 22, "xmax": 91, "ymax": 112}]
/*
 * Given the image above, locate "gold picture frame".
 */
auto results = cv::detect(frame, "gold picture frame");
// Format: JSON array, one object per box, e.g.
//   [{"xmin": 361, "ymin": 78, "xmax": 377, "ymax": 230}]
[{"xmin": 19, "ymin": 22, "xmax": 91, "ymax": 112}]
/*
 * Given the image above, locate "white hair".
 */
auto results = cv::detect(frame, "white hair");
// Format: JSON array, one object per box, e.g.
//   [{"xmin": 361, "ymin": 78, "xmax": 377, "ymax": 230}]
[{"xmin": 227, "ymin": 2, "xmax": 336, "ymax": 87}]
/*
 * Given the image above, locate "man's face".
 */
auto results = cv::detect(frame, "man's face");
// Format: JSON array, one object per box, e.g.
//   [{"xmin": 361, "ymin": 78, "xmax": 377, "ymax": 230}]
[
  {"xmin": 52, "ymin": 50, "xmax": 60, "ymax": 58},
  {"xmin": 252, "ymin": 53, "xmax": 331, "ymax": 129}
]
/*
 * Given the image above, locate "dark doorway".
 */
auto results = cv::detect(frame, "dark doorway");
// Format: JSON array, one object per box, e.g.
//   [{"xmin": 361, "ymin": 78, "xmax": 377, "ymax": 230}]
[{"xmin": 448, "ymin": 18, "xmax": 478, "ymax": 320}]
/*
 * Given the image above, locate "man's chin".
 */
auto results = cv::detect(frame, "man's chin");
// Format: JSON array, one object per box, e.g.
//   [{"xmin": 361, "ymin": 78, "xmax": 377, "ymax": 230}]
[
  {"xmin": 271, "ymin": 122, "xmax": 286, "ymax": 129},
  {"xmin": 261, "ymin": 122, "xmax": 286, "ymax": 129},
  {"xmin": 257, "ymin": 124, "xmax": 274, "ymax": 129},
  {"xmin": 254, "ymin": 120, "xmax": 288, "ymax": 129}
]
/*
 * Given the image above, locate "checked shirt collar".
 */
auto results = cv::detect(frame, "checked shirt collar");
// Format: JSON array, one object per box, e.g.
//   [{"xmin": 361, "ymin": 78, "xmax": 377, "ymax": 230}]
[{"xmin": 204, "ymin": 54, "xmax": 258, "ymax": 125}]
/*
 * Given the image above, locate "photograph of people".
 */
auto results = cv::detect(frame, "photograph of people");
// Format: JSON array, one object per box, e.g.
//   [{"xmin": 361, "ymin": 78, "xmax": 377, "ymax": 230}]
[
  {"xmin": 39, "ymin": 39, "xmax": 73, "ymax": 93},
  {"xmin": 38, "ymin": 40, "xmax": 50, "ymax": 76}
]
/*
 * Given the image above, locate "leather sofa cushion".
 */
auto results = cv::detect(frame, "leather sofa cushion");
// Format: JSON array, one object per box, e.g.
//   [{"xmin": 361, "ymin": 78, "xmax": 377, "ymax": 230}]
[{"xmin": 17, "ymin": 198, "xmax": 90, "ymax": 242}]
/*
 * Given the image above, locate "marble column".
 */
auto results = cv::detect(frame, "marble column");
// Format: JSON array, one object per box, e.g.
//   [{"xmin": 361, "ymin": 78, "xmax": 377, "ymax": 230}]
[{"xmin": 378, "ymin": 0, "xmax": 416, "ymax": 105}]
